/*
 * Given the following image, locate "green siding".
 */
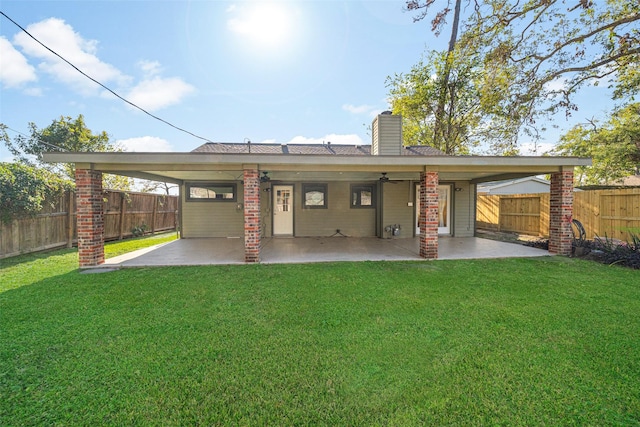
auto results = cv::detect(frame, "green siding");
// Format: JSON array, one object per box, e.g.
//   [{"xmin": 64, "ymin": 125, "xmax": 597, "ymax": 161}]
[
  {"xmin": 181, "ymin": 184, "xmax": 244, "ymax": 238},
  {"xmin": 295, "ymin": 182, "xmax": 376, "ymax": 237},
  {"xmin": 381, "ymin": 181, "xmax": 414, "ymax": 238}
]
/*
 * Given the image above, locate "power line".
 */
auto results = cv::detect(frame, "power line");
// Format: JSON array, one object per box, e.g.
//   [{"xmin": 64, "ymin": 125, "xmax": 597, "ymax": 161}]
[
  {"xmin": 2, "ymin": 124, "xmax": 66, "ymax": 151},
  {"xmin": 0, "ymin": 11, "xmax": 215, "ymax": 145}
]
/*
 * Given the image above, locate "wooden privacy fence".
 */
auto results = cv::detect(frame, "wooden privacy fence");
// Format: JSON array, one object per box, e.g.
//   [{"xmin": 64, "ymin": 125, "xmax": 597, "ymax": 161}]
[
  {"xmin": 477, "ymin": 188, "xmax": 640, "ymax": 242},
  {"xmin": 1, "ymin": 190, "xmax": 178, "ymax": 259}
]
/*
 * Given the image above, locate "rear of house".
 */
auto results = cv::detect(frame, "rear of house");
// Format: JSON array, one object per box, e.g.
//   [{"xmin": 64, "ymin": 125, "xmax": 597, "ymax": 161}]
[{"xmin": 180, "ymin": 113, "xmax": 474, "ymax": 241}]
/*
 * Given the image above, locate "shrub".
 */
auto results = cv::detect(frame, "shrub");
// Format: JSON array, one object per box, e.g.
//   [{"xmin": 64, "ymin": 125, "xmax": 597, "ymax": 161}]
[{"xmin": 0, "ymin": 162, "xmax": 73, "ymax": 224}]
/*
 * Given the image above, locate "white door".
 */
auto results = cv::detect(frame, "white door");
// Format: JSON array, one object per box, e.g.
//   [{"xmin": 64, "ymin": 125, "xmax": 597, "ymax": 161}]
[
  {"xmin": 273, "ymin": 185, "xmax": 294, "ymax": 236},
  {"xmin": 415, "ymin": 184, "xmax": 451, "ymax": 235}
]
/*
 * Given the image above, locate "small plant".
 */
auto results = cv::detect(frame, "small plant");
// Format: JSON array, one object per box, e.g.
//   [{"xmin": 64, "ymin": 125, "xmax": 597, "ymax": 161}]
[
  {"xmin": 590, "ymin": 233, "xmax": 640, "ymax": 269},
  {"xmin": 131, "ymin": 224, "xmax": 148, "ymax": 237}
]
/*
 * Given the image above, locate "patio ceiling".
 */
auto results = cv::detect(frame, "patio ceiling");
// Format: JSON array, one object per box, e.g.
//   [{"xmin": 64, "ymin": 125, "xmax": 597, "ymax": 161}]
[{"xmin": 44, "ymin": 151, "xmax": 591, "ymax": 184}]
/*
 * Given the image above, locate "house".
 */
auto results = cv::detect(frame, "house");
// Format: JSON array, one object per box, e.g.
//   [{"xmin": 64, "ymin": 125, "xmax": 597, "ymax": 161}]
[
  {"xmin": 477, "ymin": 176, "xmax": 550, "ymax": 194},
  {"xmin": 44, "ymin": 113, "xmax": 590, "ymax": 267}
]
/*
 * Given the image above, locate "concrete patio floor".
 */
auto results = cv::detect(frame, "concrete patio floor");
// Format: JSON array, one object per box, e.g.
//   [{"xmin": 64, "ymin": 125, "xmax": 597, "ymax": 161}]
[{"xmin": 103, "ymin": 236, "xmax": 549, "ymax": 268}]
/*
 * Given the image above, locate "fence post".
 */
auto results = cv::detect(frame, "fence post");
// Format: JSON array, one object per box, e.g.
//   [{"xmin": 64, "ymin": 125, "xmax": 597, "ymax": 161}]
[
  {"xmin": 118, "ymin": 192, "xmax": 126, "ymax": 240},
  {"xmin": 66, "ymin": 190, "xmax": 74, "ymax": 248},
  {"xmin": 151, "ymin": 195, "xmax": 158, "ymax": 234}
]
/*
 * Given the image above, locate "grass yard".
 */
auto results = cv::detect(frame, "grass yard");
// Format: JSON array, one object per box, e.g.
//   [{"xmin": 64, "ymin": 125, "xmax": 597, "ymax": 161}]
[{"xmin": 1, "ymin": 237, "xmax": 639, "ymax": 425}]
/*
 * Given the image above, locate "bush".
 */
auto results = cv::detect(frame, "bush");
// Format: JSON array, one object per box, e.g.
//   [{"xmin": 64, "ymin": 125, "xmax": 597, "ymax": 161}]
[{"xmin": 0, "ymin": 162, "xmax": 73, "ymax": 224}]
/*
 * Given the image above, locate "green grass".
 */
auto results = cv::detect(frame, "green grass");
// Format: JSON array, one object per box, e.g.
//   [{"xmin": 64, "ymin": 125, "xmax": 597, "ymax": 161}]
[{"xmin": 1, "ymin": 242, "xmax": 639, "ymax": 425}]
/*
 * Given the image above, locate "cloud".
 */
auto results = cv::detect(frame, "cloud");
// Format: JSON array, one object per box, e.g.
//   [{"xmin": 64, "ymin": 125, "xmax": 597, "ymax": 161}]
[
  {"xmin": 342, "ymin": 103, "xmax": 383, "ymax": 117},
  {"xmin": 118, "ymin": 136, "xmax": 173, "ymax": 152},
  {"xmin": 124, "ymin": 76, "xmax": 195, "ymax": 111},
  {"xmin": 0, "ymin": 36, "xmax": 37, "ymax": 88},
  {"xmin": 13, "ymin": 18, "xmax": 127, "ymax": 95},
  {"xmin": 9, "ymin": 18, "xmax": 194, "ymax": 111},
  {"xmin": 138, "ymin": 60, "xmax": 162, "ymax": 78}
]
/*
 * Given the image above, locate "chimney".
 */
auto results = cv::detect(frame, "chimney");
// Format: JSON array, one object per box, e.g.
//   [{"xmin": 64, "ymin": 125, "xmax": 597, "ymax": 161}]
[{"xmin": 371, "ymin": 111, "xmax": 402, "ymax": 155}]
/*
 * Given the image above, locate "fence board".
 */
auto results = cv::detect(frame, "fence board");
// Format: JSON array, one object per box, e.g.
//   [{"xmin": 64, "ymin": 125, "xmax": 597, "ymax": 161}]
[
  {"xmin": 477, "ymin": 188, "xmax": 640, "ymax": 242},
  {"xmin": 1, "ymin": 190, "xmax": 178, "ymax": 259}
]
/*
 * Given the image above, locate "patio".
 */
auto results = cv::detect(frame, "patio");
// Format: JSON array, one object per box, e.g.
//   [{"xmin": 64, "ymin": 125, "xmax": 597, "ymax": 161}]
[{"xmin": 102, "ymin": 236, "xmax": 549, "ymax": 268}]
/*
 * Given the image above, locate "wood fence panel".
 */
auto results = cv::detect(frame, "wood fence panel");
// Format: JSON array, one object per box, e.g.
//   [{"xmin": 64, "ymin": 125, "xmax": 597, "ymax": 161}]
[
  {"xmin": 499, "ymin": 196, "xmax": 541, "ymax": 235},
  {"xmin": 599, "ymin": 190, "xmax": 640, "ymax": 241},
  {"xmin": 1, "ymin": 190, "xmax": 178, "ymax": 259},
  {"xmin": 476, "ymin": 195, "xmax": 500, "ymax": 231},
  {"xmin": 477, "ymin": 188, "xmax": 640, "ymax": 242}
]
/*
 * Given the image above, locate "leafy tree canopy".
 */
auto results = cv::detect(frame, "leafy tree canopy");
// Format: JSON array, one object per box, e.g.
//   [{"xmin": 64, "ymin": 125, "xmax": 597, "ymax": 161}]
[
  {"xmin": 0, "ymin": 162, "xmax": 73, "ymax": 224},
  {"xmin": 2, "ymin": 115, "xmax": 132, "ymax": 191},
  {"xmin": 553, "ymin": 103, "xmax": 640, "ymax": 185},
  {"xmin": 398, "ymin": 0, "xmax": 639, "ymax": 154}
]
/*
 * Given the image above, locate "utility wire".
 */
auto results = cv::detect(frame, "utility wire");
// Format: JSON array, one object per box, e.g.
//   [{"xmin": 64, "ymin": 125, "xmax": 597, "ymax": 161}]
[
  {"xmin": 3, "ymin": 124, "xmax": 66, "ymax": 151},
  {"xmin": 0, "ymin": 11, "xmax": 215, "ymax": 144}
]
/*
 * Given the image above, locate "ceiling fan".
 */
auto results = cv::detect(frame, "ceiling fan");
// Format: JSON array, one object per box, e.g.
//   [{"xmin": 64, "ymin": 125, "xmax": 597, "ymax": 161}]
[{"xmin": 379, "ymin": 172, "xmax": 398, "ymax": 184}]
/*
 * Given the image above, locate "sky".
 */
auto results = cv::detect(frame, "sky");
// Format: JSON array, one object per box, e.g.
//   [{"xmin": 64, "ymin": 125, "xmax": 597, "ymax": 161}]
[{"xmin": 0, "ymin": 0, "xmax": 617, "ymax": 163}]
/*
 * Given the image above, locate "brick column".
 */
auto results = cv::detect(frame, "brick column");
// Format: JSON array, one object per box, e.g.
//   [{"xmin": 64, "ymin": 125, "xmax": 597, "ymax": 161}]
[
  {"xmin": 419, "ymin": 171, "xmax": 439, "ymax": 259},
  {"xmin": 75, "ymin": 169, "xmax": 104, "ymax": 267},
  {"xmin": 243, "ymin": 168, "xmax": 261, "ymax": 262},
  {"xmin": 549, "ymin": 169, "xmax": 574, "ymax": 255}
]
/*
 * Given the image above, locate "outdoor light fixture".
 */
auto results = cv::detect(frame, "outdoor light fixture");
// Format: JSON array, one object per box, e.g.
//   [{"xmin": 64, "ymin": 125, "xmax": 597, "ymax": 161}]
[{"xmin": 260, "ymin": 171, "xmax": 271, "ymax": 183}]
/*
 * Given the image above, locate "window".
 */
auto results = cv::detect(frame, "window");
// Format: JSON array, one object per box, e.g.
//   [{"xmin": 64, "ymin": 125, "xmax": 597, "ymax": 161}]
[
  {"xmin": 186, "ymin": 182, "xmax": 237, "ymax": 202},
  {"xmin": 351, "ymin": 184, "xmax": 376, "ymax": 208},
  {"xmin": 302, "ymin": 183, "xmax": 327, "ymax": 209}
]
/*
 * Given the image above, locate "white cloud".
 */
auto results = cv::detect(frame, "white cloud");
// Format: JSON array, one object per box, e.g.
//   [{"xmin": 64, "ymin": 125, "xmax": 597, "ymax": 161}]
[
  {"xmin": 125, "ymin": 76, "xmax": 195, "ymax": 111},
  {"xmin": 0, "ymin": 36, "xmax": 37, "ymax": 88},
  {"xmin": 342, "ymin": 104, "xmax": 372, "ymax": 114},
  {"xmin": 138, "ymin": 60, "xmax": 162, "ymax": 78},
  {"xmin": 13, "ymin": 18, "xmax": 127, "ymax": 95},
  {"xmin": 342, "ymin": 103, "xmax": 384, "ymax": 118},
  {"xmin": 285, "ymin": 133, "xmax": 365, "ymax": 145},
  {"xmin": 118, "ymin": 136, "xmax": 173, "ymax": 152}
]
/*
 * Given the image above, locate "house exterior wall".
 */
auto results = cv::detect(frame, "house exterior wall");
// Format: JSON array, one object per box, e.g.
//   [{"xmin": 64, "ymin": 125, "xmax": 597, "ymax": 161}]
[
  {"xmin": 179, "ymin": 178, "xmax": 471, "ymax": 240},
  {"xmin": 453, "ymin": 181, "xmax": 475, "ymax": 237},
  {"xmin": 294, "ymin": 182, "xmax": 376, "ymax": 237},
  {"xmin": 181, "ymin": 184, "xmax": 244, "ymax": 238},
  {"xmin": 381, "ymin": 181, "xmax": 414, "ymax": 238},
  {"xmin": 479, "ymin": 180, "xmax": 550, "ymax": 195}
]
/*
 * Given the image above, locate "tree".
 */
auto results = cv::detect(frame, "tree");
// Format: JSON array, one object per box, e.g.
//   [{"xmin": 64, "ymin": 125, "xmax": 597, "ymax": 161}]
[
  {"xmin": 552, "ymin": 103, "xmax": 640, "ymax": 185},
  {"xmin": 407, "ymin": 0, "xmax": 464, "ymax": 151},
  {"xmin": 404, "ymin": 0, "xmax": 640, "ymax": 150},
  {"xmin": 2, "ymin": 115, "xmax": 132, "ymax": 190},
  {"xmin": 387, "ymin": 48, "xmax": 521, "ymax": 155},
  {"xmin": 139, "ymin": 179, "xmax": 178, "ymax": 195},
  {"xmin": 387, "ymin": 50, "xmax": 481, "ymax": 154},
  {"xmin": 0, "ymin": 161, "xmax": 72, "ymax": 224}
]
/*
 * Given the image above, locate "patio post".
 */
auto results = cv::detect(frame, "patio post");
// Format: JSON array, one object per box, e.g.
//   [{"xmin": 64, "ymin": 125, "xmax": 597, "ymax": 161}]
[
  {"xmin": 243, "ymin": 167, "xmax": 261, "ymax": 262},
  {"xmin": 420, "ymin": 170, "xmax": 439, "ymax": 259},
  {"xmin": 75, "ymin": 168, "xmax": 104, "ymax": 267},
  {"xmin": 549, "ymin": 168, "xmax": 574, "ymax": 255}
]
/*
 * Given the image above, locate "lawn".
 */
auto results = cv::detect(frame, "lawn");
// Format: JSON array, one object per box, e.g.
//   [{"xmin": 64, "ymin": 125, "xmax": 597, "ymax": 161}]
[{"xmin": 1, "ymin": 237, "xmax": 639, "ymax": 425}]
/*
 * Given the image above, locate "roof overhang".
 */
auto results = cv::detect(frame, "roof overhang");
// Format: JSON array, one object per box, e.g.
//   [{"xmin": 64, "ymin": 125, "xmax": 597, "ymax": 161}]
[{"xmin": 43, "ymin": 152, "xmax": 592, "ymax": 184}]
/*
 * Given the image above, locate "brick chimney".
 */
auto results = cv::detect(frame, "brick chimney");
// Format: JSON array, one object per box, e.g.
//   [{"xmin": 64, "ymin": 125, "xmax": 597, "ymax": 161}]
[{"xmin": 371, "ymin": 111, "xmax": 402, "ymax": 155}]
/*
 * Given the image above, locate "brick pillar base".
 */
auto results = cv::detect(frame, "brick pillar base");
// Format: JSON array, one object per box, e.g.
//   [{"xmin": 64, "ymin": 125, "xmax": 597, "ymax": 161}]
[
  {"xmin": 420, "ymin": 171, "xmax": 439, "ymax": 259},
  {"xmin": 244, "ymin": 168, "xmax": 261, "ymax": 262},
  {"xmin": 76, "ymin": 169, "xmax": 104, "ymax": 267},
  {"xmin": 549, "ymin": 170, "xmax": 574, "ymax": 255}
]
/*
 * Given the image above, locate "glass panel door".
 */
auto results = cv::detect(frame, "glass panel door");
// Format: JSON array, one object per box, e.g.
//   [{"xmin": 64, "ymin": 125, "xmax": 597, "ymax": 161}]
[{"xmin": 273, "ymin": 185, "xmax": 294, "ymax": 235}]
